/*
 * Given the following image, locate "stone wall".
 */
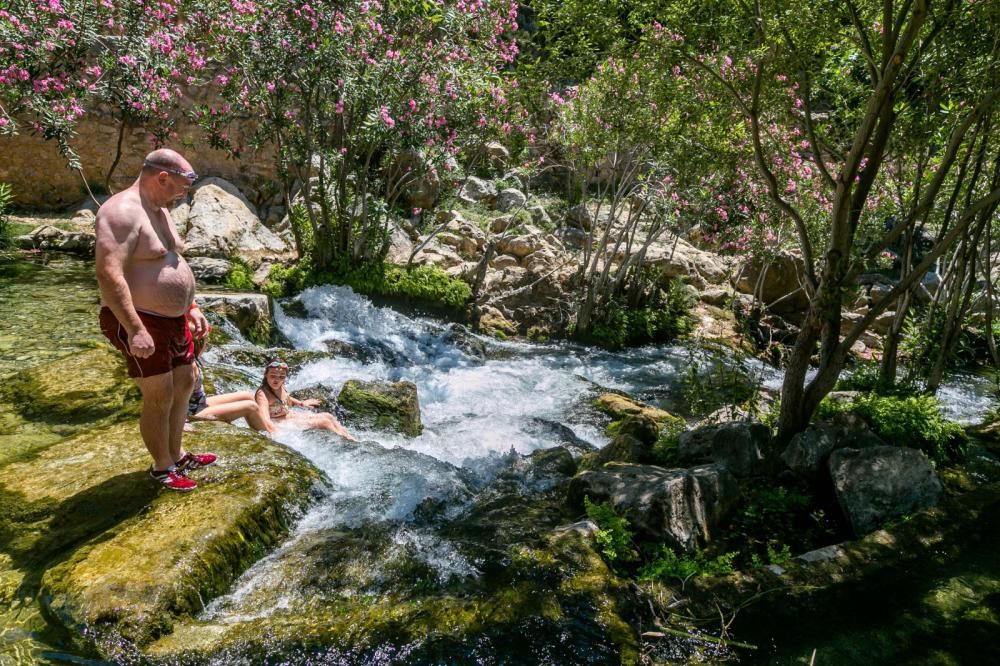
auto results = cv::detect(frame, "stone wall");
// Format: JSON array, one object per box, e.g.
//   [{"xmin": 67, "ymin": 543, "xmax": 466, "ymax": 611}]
[{"xmin": 0, "ymin": 105, "xmax": 278, "ymax": 211}]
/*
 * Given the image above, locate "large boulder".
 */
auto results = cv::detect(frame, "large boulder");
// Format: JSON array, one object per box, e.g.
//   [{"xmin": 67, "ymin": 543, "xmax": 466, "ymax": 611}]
[
  {"xmin": 828, "ymin": 446, "xmax": 943, "ymax": 536},
  {"xmin": 338, "ymin": 379, "xmax": 423, "ymax": 437},
  {"xmin": 782, "ymin": 415, "xmax": 885, "ymax": 478},
  {"xmin": 457, "ymin": 176, "xmax": 498, "ymax": 205},
  {"xmin": 640, "ymin": 235, "xmax": 730, "ymax": 286},
  {"xmin": 495, "ymin": 188, "xmax": 528, "ymax": 213},
  {"xmin": 733, "ymin": 251, "xmax": 811, "ymax": 314},
  {"xmin": 186, "ymin": 256, "xmax": 232, "ymax": 283},
  {"xmin": 677, "ymin": 421, "xmax": 775, "ymax": 477},
  {"xmin": 568, "ymin": 463, "xmax": 738, "ymax": 552},
  {"xmin": 183, "ymin": 177, "xmax": 296, "ymax": 267},
  {"xmin": 0, "ymin": 414, "xmax": 320, "ymax": 659}
]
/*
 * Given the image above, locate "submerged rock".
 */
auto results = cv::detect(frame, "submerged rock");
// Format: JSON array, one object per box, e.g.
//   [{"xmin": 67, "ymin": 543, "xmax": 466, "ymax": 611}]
[
  {"xmin": 828, "ymin": 446, "xmax": 943, "ymax": 536},
  {"xmin": 338, "ymin": 379, "xmax": 423, "ymax": 437},
  {"xmin": 0, "ymin": 347, "xmax": 140, "ymax": 432}
]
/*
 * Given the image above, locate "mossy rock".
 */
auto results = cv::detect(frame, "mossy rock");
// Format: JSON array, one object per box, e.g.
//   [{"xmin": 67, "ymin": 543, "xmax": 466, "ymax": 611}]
[
  {"xmin": 0, "ymin": 419, "xmax": 323, "ymax": 658},
  {"xmin": 338, "ymin": 379, "xmax": 423, "ymax": 437},
  {"xmin": 144, "ymin": 521, "xmax": 639, "ymax": 664},
  {"xmin": 0, "ymin": 346, "xmax": 140, "ymax": 430},
  {"xmin": 594, "ymin": 393, "xmax": 676, "ymax": 424}
]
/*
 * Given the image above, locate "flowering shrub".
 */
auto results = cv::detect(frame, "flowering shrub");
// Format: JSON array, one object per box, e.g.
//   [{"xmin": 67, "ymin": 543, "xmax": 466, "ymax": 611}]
[
  {"xmin": 195, "ymin": 0, "xmax": 521, "ymax": 269},
  {"xmin": 0, "ymin": 0, "xmax": 206, "ymax": 170}
]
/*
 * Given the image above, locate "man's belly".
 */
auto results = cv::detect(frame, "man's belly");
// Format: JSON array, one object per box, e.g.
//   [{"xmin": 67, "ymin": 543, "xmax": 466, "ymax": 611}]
[{"xmin": 125, "ymin": 254, "xmax": 196, "ymax": 317}]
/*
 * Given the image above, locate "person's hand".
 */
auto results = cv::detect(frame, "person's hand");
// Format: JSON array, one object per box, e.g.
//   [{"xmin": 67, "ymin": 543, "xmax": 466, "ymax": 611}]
[
  {"xmin": 129, "ymin": 328, "xmax": 155, "ymax": 358},
  {"xmin": 301, "ymin": 398, "xmax": 321, "ymax": 408},
  {"xmin": 189, "ymin": 307, "xmax": 211, "ymax": 339}
]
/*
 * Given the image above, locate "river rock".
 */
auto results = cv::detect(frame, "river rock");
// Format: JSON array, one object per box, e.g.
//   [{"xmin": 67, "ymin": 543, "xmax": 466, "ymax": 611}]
[
  {"xmin": 15, "ymin": 225, "xmax": 96, "ymax": 255},
  {"xmin": 828, "ymin": 446, "xmax": 943, "ymax": 536},
  {"xmin": 0, "ymin": 347, "xmax": 140, "ymax": 436},
  {"xmin": 594, "ymin": 415, "xmax": 661, "ymax": 466},
  {"xmin": 338, "ymin": 379, "xmax": 423, "ymax": 437},
  {"xmin": 183, "ymin": 177, "xmax": 296, "ymax": 267},
  {"xmin": 568, "ymin": 462, "xmax": 738, "ymax": 552},
  {"xmin": 196, "ymin": 292, "xmax": 273, "ymax": 345},
  {"xmin": 782, "ymin": 416, "xmax": 885, "ymax": 478},
  {"xmin": 677, "ymin": 421, "xmax": 774, "ymax": 477},
  {"xmin": 593, "ymin": 393, "xmax": 675, "ymax": 424}
]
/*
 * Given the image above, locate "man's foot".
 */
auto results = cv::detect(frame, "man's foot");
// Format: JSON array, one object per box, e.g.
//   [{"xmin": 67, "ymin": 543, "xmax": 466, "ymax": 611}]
[
  {"xmin": 176, "ymin": 451, "xmax": 218, "ymax": 472},
  {"xmin": 149, "ymin": 466, "xmax": 198, "ymax": 491}
]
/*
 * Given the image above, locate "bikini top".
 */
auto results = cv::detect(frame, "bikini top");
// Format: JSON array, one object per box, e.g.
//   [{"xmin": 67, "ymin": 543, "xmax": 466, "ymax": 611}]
[{"xmin": 257, "ymin": 388, "xmax": 289, "ymax": 418}]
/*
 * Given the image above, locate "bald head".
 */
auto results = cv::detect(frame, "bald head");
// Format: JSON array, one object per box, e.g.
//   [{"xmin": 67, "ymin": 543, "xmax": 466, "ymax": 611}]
[{"xmin": 141, "ymin": 149, "xmax": 194, "ymax": 179}]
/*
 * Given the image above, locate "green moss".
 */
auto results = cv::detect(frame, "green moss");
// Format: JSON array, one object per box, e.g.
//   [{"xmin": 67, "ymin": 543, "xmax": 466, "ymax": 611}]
[
  {"xmin": 337, "ymin": 380, "xmax": 423, "ymax": 437},
  {"xmin": 0, "ymin": 347, "xmax": 140, "ymax": 432}
]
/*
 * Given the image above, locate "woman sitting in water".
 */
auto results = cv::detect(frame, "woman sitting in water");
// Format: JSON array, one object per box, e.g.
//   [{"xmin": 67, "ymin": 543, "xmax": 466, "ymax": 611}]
[
  {"xmin": 255, "ymin": 360, "xmax": 355, "ymax": 439},
  {"xmin": 188, "ymin": 336, "xmax": 274, "ymax": 433}
]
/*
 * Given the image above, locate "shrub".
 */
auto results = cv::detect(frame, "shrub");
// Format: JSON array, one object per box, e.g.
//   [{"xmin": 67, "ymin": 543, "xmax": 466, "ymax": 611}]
[
  {"xmin": 224, "ymin": 258, "xmax": 256, "ymax": 291},
  {"xmin": 335, "ymin": 263, "xmax": 471, "ymax": 310},
  {"xmin": 587, "ymin": 281, "xmax": 694, "ymax": 350},
  {"xmin": 650, "ymin": 419, "xmax": 686, "ymax": 467},
  {"xmin": 816, "ymin": 393, "xmax": 967, "ymax": 464},
  {"xmin": 638, "ymin": 545, "xmax": 736, "ymax": 583},
  {"xmin": 584, "ymin": 496, "xmax": 638, "ymax": 569}
]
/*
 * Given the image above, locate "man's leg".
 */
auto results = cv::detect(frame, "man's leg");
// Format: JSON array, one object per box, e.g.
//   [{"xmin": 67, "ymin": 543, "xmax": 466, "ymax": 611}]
[
  {"xmin": 135, "ymin": 372, "xmax": 176, "ymax": 471},
  {"xmin": 170, "ymin": 363, "xmax": 196, "ymax": 462}
]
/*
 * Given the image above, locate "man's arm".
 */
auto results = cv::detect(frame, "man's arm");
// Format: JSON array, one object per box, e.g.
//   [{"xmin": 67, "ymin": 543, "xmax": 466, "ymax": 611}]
[{"xmin": 95, "ymin": 206, "xmax": 155, "ymax": 358}]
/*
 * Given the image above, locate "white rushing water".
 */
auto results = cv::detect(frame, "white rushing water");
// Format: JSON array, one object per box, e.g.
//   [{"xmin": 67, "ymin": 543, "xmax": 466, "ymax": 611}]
[{"xmin": 200, "ymin": 284, "xmax": 996, "ymax": 623}]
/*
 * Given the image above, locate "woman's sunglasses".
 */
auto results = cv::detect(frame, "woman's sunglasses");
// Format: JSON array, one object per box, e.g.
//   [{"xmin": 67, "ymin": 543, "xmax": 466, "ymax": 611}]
[{"xmin": 266, "ymin": 361, "xmax": 288, "ymax": 370}]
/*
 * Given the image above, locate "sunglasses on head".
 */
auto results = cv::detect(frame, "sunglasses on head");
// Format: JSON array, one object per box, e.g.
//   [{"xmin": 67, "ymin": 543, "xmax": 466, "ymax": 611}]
[
  {"xmin": 267, "ymin": 361, "xmax": 288, "ymax": 370},
  {"xmin": 144, "ymin": 160, "xmax": 198, "ymax": 183}
]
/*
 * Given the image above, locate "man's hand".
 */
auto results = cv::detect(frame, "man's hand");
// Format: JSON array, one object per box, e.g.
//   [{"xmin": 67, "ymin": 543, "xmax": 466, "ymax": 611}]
[
  {"xmin": 189, "ymin": 306, "xmax": 211, "ymax": 339},
  {"xmin": 129, "ymin": 328, "xmax": 155, "ymax": 358}
]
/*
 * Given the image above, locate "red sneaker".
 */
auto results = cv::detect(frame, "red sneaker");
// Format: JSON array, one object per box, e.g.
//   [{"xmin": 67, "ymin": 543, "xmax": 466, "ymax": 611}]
[
  {"xmin": 177, "ymin": 452, "xmax": 218, "ymax": 472},
  {"xmin": 149, "ymin": 466, "xmax": 198, "ymax": 491}
]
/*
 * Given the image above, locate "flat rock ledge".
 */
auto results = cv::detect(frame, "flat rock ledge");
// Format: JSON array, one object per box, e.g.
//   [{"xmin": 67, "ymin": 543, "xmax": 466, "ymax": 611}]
[{"xmin": 0, "ymin": 417, "xmax": 322, "ymax": 661}]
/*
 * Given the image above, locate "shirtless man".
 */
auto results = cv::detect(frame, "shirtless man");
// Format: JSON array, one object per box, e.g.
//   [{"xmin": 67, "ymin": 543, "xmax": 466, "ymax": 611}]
[{"xmin": 95, "ymin": 148, "xmax": 217, "ymax": 491}]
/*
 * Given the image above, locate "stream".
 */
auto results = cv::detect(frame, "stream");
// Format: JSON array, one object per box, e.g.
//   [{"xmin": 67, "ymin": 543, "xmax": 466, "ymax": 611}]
[{"xmin": 2, "ymin": 255, "xmax": 999, "ymax": 664}]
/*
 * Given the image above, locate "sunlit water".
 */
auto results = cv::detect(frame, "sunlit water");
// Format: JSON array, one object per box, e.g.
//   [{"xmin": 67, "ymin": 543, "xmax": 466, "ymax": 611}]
[{"xmin": 2, "ymin": 255, "xmax": 998, "ymax": 664}]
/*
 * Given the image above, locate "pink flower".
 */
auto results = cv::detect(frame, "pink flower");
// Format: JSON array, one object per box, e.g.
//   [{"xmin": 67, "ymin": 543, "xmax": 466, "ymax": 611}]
[{"xmin": 379, "ymin": 106, "xmax": 395, "ymax": 128}]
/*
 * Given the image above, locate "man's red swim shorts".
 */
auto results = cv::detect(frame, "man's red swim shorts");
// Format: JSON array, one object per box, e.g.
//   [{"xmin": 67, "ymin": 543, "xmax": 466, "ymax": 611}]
[{"xmin": 99, "ymin": 307, "xmax": 194, "ymax": 378}]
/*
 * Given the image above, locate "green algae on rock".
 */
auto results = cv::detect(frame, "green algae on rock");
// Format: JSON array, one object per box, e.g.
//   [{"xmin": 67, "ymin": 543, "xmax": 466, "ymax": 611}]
[
  {"xmin": 338, "ymin": 379, "xmax": 423, "ymax": 437},
  {"xmin": 0, "ymin": 419, "xmax": 323, "ymax": 660},
  {"xmin": 0, "ymin": 346, "xmax": 140, "ymax": 435}
]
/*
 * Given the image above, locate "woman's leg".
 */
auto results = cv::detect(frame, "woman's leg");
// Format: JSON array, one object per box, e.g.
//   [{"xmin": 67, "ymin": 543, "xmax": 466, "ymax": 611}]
[
  {"xmin": 193, "ymin": 398, "xmax": 269, "ymax": 431},
  {"xmin": 288, "ymin": 411, "xmax": 355, "ymax": 440},
  {"xmin": 205, "ymin": 391, "xmax": 256, "ymax": 407}
]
